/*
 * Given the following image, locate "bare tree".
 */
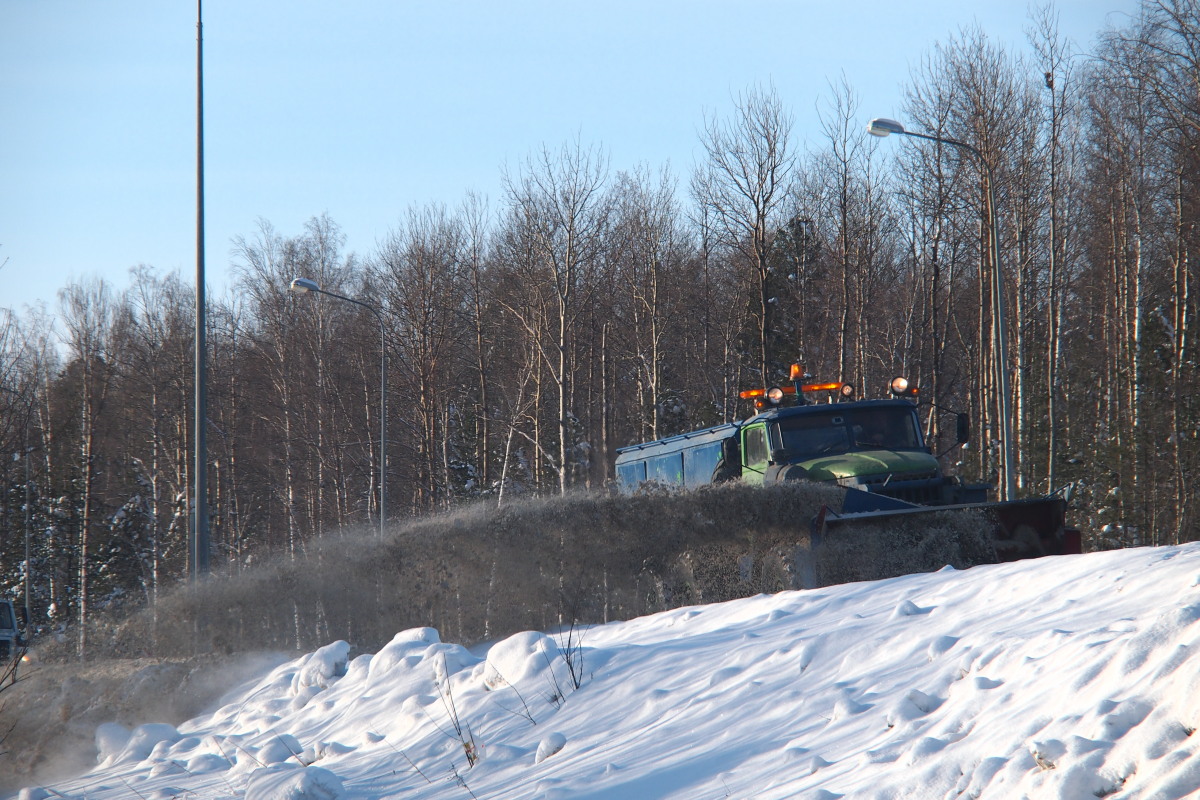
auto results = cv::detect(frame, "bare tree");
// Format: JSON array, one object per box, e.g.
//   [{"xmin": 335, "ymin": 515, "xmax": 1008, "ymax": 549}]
[
  {"xmin": 898, "ymin": 29, "xmax": 1031, "ymax": 489},
  {"xmin": 461, "ymin": 192, "xmax": 496, "ymax": 492},
  {"xmin": 811, "ymin": 76, "xmax": 901, "ymax": 389},
  {"xmin": 893, "ymin": 54, "xmax": 971, "ymax": 450},
  {"xmin": 610, "ymin": 165, "xmax": 688, "ymax": 441},
  {"xmin": 503, "ymin": 139, "xmax": 609, "ymax": 493},
  {"xmin": 693, "ymin": 84, "xmax": 795, "ymax": 386},
  {"xmin": 377, "ymin": 204, "xmax": 468, "ymax": 510},
  {"xmin": 122, "ymin": 266, "xmax": 194, "ymax": 604},
  {"xmin": 1029, "ymin": 4, "xmax": 1085, "ymax": 496},
  {"xmin": 58, "ymin": 278, "xmax": 125, "ymax": 656}
]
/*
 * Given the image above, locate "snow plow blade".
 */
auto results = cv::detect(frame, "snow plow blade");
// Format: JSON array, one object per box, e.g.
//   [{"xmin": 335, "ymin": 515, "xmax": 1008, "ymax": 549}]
[{"xmin": 819, "ymin": 488, "xmax": 1083, "ymax": 562}]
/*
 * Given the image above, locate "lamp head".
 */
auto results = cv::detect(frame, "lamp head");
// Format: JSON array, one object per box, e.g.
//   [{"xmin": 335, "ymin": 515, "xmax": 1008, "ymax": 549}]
[
  {"xmin": 289, "ymin": 278, "xmax": 320, "ymax": 294},
  {"xmin": 867, "ymin": 118, "xmax": 906, "ymax": 137}
]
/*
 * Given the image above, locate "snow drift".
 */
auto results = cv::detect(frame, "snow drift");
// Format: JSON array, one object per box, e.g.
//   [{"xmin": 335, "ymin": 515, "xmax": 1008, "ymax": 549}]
[{"xmin": 18, "ymin": 543, "xmax": 1200, "ymax": 799}]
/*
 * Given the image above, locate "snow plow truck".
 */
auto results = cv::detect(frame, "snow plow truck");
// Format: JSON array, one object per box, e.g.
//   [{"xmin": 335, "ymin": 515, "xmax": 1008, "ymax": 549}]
[{"xmin": 615, "ymin": 365, "xmax": 1082, "ymax": 567}]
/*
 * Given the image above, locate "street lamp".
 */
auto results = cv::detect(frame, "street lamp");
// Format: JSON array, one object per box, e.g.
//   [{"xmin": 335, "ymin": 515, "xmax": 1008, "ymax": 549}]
[
  {"xmin": 867, "ymin": 117, "xmax": 1016, "ymax": 501},
  {"xmin": 289, "ymin": 278, "xmax": 388, "ymax": 537}
]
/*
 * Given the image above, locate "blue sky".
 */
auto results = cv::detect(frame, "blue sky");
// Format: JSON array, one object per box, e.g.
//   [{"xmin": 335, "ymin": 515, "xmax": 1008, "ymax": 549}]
[{"xmin": 1, "ymin": 1, "xmax": 1135, "ymax": 317}]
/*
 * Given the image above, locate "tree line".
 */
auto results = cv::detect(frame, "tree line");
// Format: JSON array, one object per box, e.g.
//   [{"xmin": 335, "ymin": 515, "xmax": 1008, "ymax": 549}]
[{"xmin": 1, "ymin": 2, "xmax": 1197, "ymax": 654}]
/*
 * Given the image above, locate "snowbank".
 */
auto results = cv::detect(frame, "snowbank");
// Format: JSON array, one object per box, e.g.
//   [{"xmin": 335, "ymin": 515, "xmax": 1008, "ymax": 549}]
[{"xmin": 22, "ymin": 544, "xmax": 1200, "ymax": 799}]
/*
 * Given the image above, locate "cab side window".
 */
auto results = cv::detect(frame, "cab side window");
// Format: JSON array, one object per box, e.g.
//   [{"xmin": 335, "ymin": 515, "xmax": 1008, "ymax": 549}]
[{"xmin": 743, "ymin": 426, "xmax": 768, "ymax": 468}]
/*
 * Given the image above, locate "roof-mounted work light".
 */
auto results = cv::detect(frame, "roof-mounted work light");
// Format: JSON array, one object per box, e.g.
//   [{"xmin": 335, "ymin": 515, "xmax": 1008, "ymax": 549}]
[{"xmin": 890, "ymin": 376, "xmax": 919, "ymax": 397}]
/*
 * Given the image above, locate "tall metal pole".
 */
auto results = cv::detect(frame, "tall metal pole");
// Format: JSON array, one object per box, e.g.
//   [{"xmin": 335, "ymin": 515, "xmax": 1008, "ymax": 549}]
[
  {"xmin": 192, "ymin": 0, "xmax": 210, "ymax": 578},
  {"xmin": 867, "ymin": 118, "xmax": 1016, "ymax": 500}
]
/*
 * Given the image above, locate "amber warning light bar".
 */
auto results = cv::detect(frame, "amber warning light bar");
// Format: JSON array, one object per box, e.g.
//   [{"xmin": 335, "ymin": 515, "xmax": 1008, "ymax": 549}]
[
  {"xmin": 739, "ymin": 381, "xmax": 856, "ymax": 406},
  {"xmin": 740, "ymin": 361, "xmax": 920, "ymax": 408}
]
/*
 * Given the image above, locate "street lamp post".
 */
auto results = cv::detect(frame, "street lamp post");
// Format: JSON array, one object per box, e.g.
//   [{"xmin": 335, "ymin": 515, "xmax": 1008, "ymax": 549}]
[
  {"xmin": 867, "ymin": 117, "xmax": 1016, "ymax": 501},
  {"xmin": 289, "ymin": 278, "xmax": 387, "ymax": 537},
  {"xmin": 193, "ymin": 0, "xmax": 209, "ymax": 581}
]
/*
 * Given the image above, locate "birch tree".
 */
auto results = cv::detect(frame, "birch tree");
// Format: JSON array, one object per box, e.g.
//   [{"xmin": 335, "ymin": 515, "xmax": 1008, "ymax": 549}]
[
  {"xmin": 503, "ymin": 140, "xmax": 609, "ymax": 493},
  {"xmin": 693, "ymin": 84, "xmax": 795, "ymax": 386},
  {"xmin": 58, "ymin": 278, "xmax": 125, "ymax": 656}
]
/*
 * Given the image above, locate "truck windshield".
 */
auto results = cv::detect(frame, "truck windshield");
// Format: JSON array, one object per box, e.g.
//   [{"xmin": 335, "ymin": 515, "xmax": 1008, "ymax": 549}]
[
  {"xmin": 0, "ymin": 603, "xmax": 12, "ymax": 630},
  {"xmin": 775, "ymin": 407, "xmax": 922, "ymax": 460}
]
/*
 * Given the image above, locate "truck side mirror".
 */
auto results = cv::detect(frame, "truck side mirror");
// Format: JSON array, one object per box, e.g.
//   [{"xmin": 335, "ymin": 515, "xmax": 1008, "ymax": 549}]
[{"xmin": 956, "ymin": 413, "xmax": 970, "ymax": 445}]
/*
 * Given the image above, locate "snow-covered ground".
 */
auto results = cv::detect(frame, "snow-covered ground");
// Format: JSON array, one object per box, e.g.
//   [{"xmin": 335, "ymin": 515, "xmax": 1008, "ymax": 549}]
[{"xmin": 18, "ymin": 543, "xmax": 1200, "ymax": 800}]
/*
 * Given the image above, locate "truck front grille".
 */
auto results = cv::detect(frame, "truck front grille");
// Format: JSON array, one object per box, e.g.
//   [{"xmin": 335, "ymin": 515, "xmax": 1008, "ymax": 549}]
[{"xmin": 849, "ymin": 472, "xmax": 945, "ymax": 506}]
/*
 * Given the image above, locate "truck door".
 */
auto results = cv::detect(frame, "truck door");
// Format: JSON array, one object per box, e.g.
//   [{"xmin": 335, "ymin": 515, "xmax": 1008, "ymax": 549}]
[{"xmin": 741, "ymin": 424, "xmax": 769, "ymax": 486}]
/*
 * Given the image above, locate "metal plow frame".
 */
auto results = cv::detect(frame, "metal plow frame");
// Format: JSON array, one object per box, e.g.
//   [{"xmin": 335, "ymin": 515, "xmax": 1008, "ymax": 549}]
[{"xmin": 817, "ymin": 489, "xmax": 1082, "ymax": 563}]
